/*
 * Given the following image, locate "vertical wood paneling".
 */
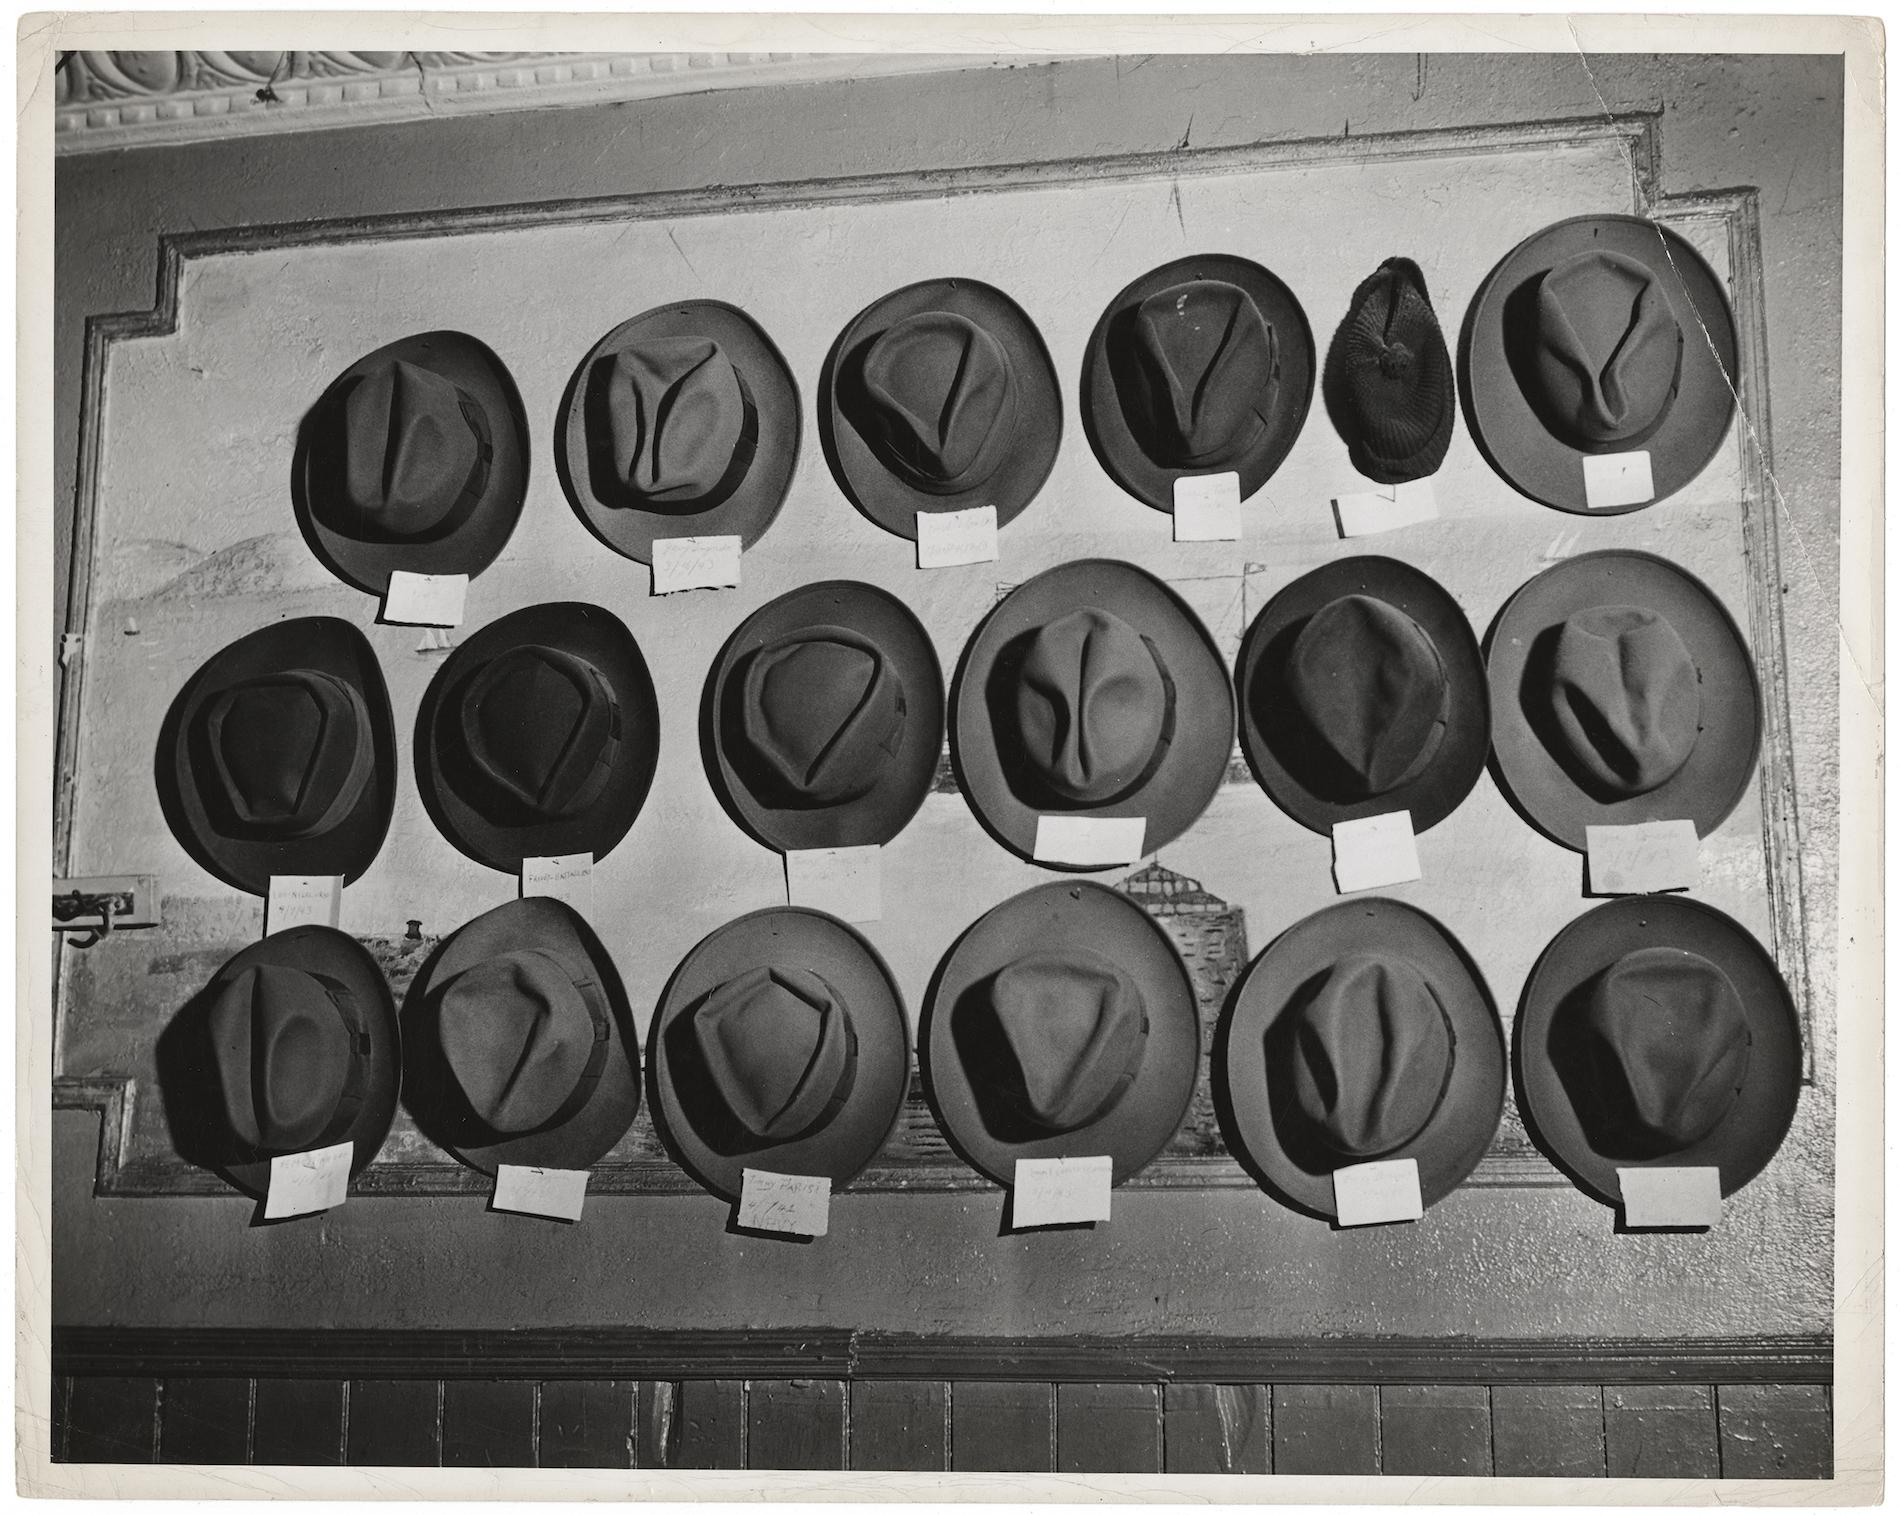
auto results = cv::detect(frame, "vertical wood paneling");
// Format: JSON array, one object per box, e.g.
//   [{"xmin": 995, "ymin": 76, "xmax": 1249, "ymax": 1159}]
[
  {"xmin": 538, "ymin": 1381, "xmax": 633, "ymax": 1468},
  {"xmin": 50, "ymin": 1375, "xmax": 72, "ymax": 1464},
  {"xmin": 1273, "ymin": 1385, "xmax": 1380, "ymax": 1475},
  {"xmin": 441, "ymin": 1380, "xmax": 536, "ymax": 1468},
  {"xmin": 671, "ymin": 1379, "xmax": 744, "ymax": 1469},
  {"xmin": 1491, "ymin": 1384, "xmax": 1605, "ymax": 1477},
  {"xmin": 1162, "ymin": 1383, "xmax": 1270, "ymax": 1474},
  {"xmin": 252, "ymin": 1379, "xmax": 345, "ymax": 1466},
  {"xmin": 849, "ymin": 1381, "xmax": 947, "ymax": 1471},
  {"xmin": 1716, "ymin": 1384, "xmax": 1831, "ymax": 1479},
  {"xmin": 747, "ymin": 1380, "xmax": 845, "ymax": 1470},
  {"xmin": 1604, "ymin": 1384, "xmax": 1719, "ymax": 1478},
  {"xmin": 64, "ymin": 1377, "xmax": 158, "ymax": 1463},
  {"xmin": 344, "ymin": 1380, "xmax": 440, "ymax": 1467},
  {"xmin": 951, "ymin": 1381, "xmax": 1053, "ymax": 1472},
  {"xmin": 1056, "ymin": 1382, "xmax": 1160, "ymax": 1473},
  {"xmin": 159, "ymin": 1377, "xmax": 249, "ymax": 1464},
  {"xmin": 1380, "ymin": 1384, "xmax": 1492, "ymax": 1476},
  {"xmin": 634, "ymin": 1381, "xmax": 674, "ymax": 1468}
]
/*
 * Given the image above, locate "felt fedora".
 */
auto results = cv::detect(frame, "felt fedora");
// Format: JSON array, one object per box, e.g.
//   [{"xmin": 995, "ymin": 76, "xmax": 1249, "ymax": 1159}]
[
  {"xmin": 1461, "ymin": 214, "xmax": 1738, "ymax": 512},
  {"xmin": 416, "ymin": 602, "xmax": 660, "ymax": 872},
  {"xmin": 922, "ymin": 880, "xmax": 1200, "ymax": 1186},
  {"xmin": 558, "ymin": 300, "xmax": 800, "ymax": 565},
  {"xmin": 403, "ymin": 896, "xmax": 639, "ymax": 1173},
  {"xmin": 1237, "ymin": 556, "xmax": 1489, "ymax": 835},
  {"xmin": 1082, "ymin": 253, "xmax": 1315, "ymax": 512},
  {"xmin": 1323, "ymin": 257, "xmax": 1456, "ymax": 485},
  {"xmin": 1486, "ymin": 550, "xmax": 1761, "ymax": 849},
  {"xmin": 706, "ymin": 580, "xmax": 945, "ymax": 852},
  {"xmin": 156, "ymin": 616, "xmax": 395, "ymax": 896},
  {"xmin": 951, "ymin": 559, "xmax": 1234, "ymax": 869},
  {"xmin": 296, "ymin": 330, "xmax": 529, "ymax": 592},
  {"xmin": 1515, "ymin": 896, "xmax": 1799, "ymax": 1206},
  {"xmin": 823, "ymin": 277, "xmax": 1062, "ymax": 539},
  {"xmin": 649, "ymin": 907, "xmax": 911, "ymax": 1200},
  {"xmin": 1220, "ymin": 898, "xmax": 1504, "ymax": 1219}
]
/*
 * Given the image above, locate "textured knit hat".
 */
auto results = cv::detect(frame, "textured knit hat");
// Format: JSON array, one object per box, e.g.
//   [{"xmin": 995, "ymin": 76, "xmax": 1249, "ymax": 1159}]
[{"xmin": 1323, "ymin": 257, "xmax": 1456, "ymax": 484}]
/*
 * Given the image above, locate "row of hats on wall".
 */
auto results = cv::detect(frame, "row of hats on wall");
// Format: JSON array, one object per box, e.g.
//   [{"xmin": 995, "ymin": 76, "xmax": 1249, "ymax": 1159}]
[{"xmin": 294, "ymin": 213, "xmax": 1741, "ymax": 595}]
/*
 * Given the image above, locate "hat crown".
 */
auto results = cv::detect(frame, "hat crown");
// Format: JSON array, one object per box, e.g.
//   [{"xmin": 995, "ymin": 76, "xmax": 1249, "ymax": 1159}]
[
  {"xmin": 438, "ymin": 947, "xmax": 606, "ymax": 1135},
  {"xmin": 1334, "ymin": 258, "xmax": 1454, "ymax": 477},
  {"xmin": 339, "ymin": 358, "xmax": 488, "ymax": 536},
  {"xmin": 208, "ymin": 963, "xmax": 360, "ymax": 1151},
  {"xmin": 1286, "ymin": 595, "xmax": 1449, "ymax": 799},
  {"xmin": 200, "ymin": 669, "xmax": 375, "ymax": 840},
  {"xmin": 693, "ymin": 965, "xmax": 855, "ymax": 1141},
  {"xmin": 599, "ymin": 336, "xmax": 756, "ymax": 512},
  {"xmin": 859, "ymin": 311, "xmax": 1016, "ymax": 495},
  {"xmin": 1009, "ymin": 607, "xmax": 1171, "ymax": 805},
  {"xmin": 462, "ymin": 645, "xmax": 623, "ymax": 821},
  {"xmin": 739, "ymin": 628, "xmax": 907, "ymax": 808},
  {"xmin": 1548, "ymin": 605, "xmax": 1701, "ymax": 796},
  {"xmin": 1119, "ymin": 279, "xmax": 1277, "ymax": 469},
  {"xmin": 991, "ymin": 949, "xmax": 1150, "ymax": 1133},
  {"xmin": 1531, "ymin": 250, "xmax": 1684, "ymax": 447}
]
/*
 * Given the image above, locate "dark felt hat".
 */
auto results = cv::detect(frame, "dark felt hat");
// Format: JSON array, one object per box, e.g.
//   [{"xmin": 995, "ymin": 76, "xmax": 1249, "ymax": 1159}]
[
  {"xmin": 296, "ymin": 330, "xmax": 529, "ymax": 592},
  {"xmin": 416, "ymin": 602, "xmax": 660, "ymax": 873},
  {"xmin": 405, "ymin": 897, "xmax": 640, "ymax": 1174},
  {"xmin": 951, "ymin": 559, "xmax": 1234, "ymax": 869},
  {"xmin": 1220, "ymin": 898, "xmax": 1504, "ymax": 1218},
  {"xmin": 823, "ymin": 277, "xmax": 1062, "ymax": 539},
  {"xmin": 1515, "ymin": 896, "xmax": 1800, "ymax": 1205},
  {"xmin": 921, "ymin": 880, "xmax": 1200, "ymax": 1186},
  {"xmin": 1486, "ymin": 550, "xmax": 1761, "ymax": 850},
  {"xmin": 1461, "ymin": 214, "xmax": 1738, "ymax": 513},
  {"xmin": 1237, "ymin": 556, "xmax": 1489, "ymax": 835},
  {"xmin": 1082, "ymin": 253, "xmax": 1315, "ymax": 512},
  {"xmin": 706, "ymin": 580, "xmax": 945, "ymax": 852},
  {"xmin": 1323, "ymin": 257, "xmax": 1456, "ymax": 485},
  {"xmin": 156, "ymin": 616, "xmax": 395, "ymax": 896},
  {"xmin": 649, "ymin": 907, "xmax": 911, "ymax": 1201},
  {"xmin": 558, "ymin": 300, "xmax": 801, "ymax": 565}
]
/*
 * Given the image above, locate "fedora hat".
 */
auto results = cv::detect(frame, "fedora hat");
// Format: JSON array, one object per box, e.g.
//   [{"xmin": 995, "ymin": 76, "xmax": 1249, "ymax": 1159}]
[
  {"xmin": 823, "ymin": 277, "xmax": 1062, "ymax": 539},
  {"xmin": 558, "ymin": 300, "xmax": 800, "ymax": 565},
  {"xmin": 1515, "ymin": 896, "xmax": 1799, "ymax": 1206},
  {"xmin": 649, "ymin": 907, "xmax": 911, "ymax": 1200},
  {"xmin": 922, "ymin": 880, "xmax": 1199, "ymax": 1185},
  {"xmin": 1237, "ymin": 556, "xmax": 1489, "ymax": 835},
  {"xmin": 404, "ymin": 897, "xmax": 639, "ymax": 1173},
  {"xmin": 1322, "ymin": 257, "xmax": 1456, "ymax": 485},
  {"xmin": 706, "ymin": 580, "xmax": 945, "ymax": 852},
  {"xmin": 416, "ymin": 602, "xmax": 660, "ymax": 872},
  {"xmin": 951, "ymin": 559, "xmax": 1234, "ymax": 868},
  {"xmin": 1220, "ymin": 898, "xmax": 1504, "ymax": 1219},
  {"xmin": 1461, "ymin": 214, "xmax": 1738, "ymax": 512},
  {"xmin": 1486, "ymin": 550, "xmax": 1761, "ymax": 849},
  {"xmin": 1082, "ymin": 253, "xmax": 1315, "ymax": 511},
  {"xmin": 156, "ymin": 617, "xmax": 395, "ymax": 896},
  {"xmin": 296, "ymin": 330, "xmax": 529, "ymax": 592}
]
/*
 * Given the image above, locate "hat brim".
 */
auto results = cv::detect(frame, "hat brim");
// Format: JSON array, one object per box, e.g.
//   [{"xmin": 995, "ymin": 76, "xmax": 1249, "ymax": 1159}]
[
  {"xmin": 1237, "ymin": 556, "xmax": 1490, "ymax": 835},
  {"xmin": 649, "ymin": 907, "xmax": 911, "ymax": 1201},
  {"xmin": 821, "ymin": 278, "xmax": 1062, "ymax": 540},
  {"xmin": 1485, "ymin": 550, "xmax": 1762, "ymax": 850},
  {"xmin": 950, "ymin": 559, "xmax": 1235, "ymax": 870},
  {"xmin": 1459, "ymin": 214, "xmax": 1738, "ymax": 514},
  {"xmin": 415, "ymin": 602, "xmax": 660, "ymax": 872},
  {"xmin": 921, "ymin": 880, "xmax": 1200, "ymax": 1186},
  {"xmin": 705, "ymin": 580, "xmax": 945, "ymax": 852},
  {"xmin": 156, "ymin": 617, "xmax": 396, "ymax": 896},
  {"xmin": 1218, "ymin": 898, "xmax": 1505, "ymax": 1219},
  {"xmin": 557, "ymin": 301, "xmax": 801, "ymax": 566},
  {"xmin": 1082, "ymin": 254, "xmax": 1316, "ymax": 512},
  {"xmin": 294, "ymin": 330, "xmax": 530, "ymax": 593},
  {"xmin": 1514, "ymin": 896, "xmax": 1800, "ymax": 1205}
]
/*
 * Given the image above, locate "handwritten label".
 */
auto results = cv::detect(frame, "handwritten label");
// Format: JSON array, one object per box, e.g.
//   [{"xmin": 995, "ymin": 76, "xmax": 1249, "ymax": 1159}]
[
  {"xmin": 266, "ymin": 875, "xmax": 341, "ymax": 934},
  {"xmin": 1333, "ymin": 1158, "xmax": 1425, "ymax": 1227},
  {"xmin": 1581, "ymin": 451, "xmax": 1655, "ymax": 510},
  {"xmin": 1172, "ymin": 472, "xmax": 1242, "ymax": 541},
  {"xmin": 1013, "ymin": 1155, "xmax": 1113, "ymax": 1227},
  {"xmin": 736, "ymin": 1169, "xmax": 831, "ymax": 1236},
  {"xmin": 521, "ymin": 853, "xmax": 596, "ymax": 913},
  {"xmin": 381, "ymin": 570, "xmax": 468, "ymax": 627},
  {"xmin": 651, "ymin": 535, "xmax": 742, "ymax": 595},
  {"xmin": 1619, "ymin": 1166, "xmax": 1722, "ymax": 1228},
  {"xmin": 1333, "ymin": 478, "xmax": 1439, "ymax": 537},
  {"xmin": 1585, "ymin": 820, "xmax": 1700, "ymax": 895},
  {"xmin": 1331, "ymin": 812, "xmax": 1421, "ymax": 894},
  {"xmin": 263, "ymin": 1140, "xmax": 353, "ymax": 1220},
  {"xmin": 1032, "ymin": 815, "xmax": 1147, "ymax": 867},
  {"xmin": 915, "ymin": 506, "xmax": 999, "ymax": 569},
  {"xmin": 492, "ymin": 1164, "xmax": 589, "ymax": 1222},
  {"xmin": 784, "ymin": 846, "xmax": 881, "ymax": 923}
]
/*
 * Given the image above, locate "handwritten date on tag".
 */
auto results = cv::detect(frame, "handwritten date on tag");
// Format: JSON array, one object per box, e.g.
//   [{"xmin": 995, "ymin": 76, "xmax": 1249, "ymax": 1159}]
[
  {"xmin": 521, "ymin": 853, "xmax": 596, "ymax": 912},
  {"xmin": 737, "ymin": 1169, "xmax": 831, "ymax": 1236},
  {"xmin": 651, "ymin": 535, "xmax": 742, "ymax": 595},
  {"xmin": 1619, "ymin": 1166, "xmax": 1722, "ymax": 1229},
  {"xmin": 492, "ymin": 1164, "xmax": 589, "ymax": 1222},
  {"xmin": 784, "ymin": 846, "xmax": 881, "ymax": 922},
  {"xmin": 915, "ymin": 506, "xmax": 998, "ymax": 569},
  {"xmin": 1033, "ymin": 815, "xmax": 1146, "ymax": 868},
  {"xmin": 1331, "ymin": 812, "xmax": 1421, "ymax": 894},
  {"xmin": 382, "ymin": 570, "xmax": 468, "ymax": 627},
  {"xmin": 1012, "ymin": 1155, "xmax": 1113, "ymax": 1228},
  {"xmin": 1172, "ymin": 472, "xmax": 1242, "ymax": 541},
  {"xmin": 267, "ymin": 875, "xmax": 341, "ymax": 934},
  {"xmin": 1333, "ymin": 479, "xmax": 1439, "ymax": 537},
  {"xmin": 1333, "ymin": 1158, "xmax": 1424, "ymax": 1227},
  {"xmin": 1581, "ymin": 451, "xmax": 1655, "ymax": 510},
  {"xmin": 1585, "ymin": 820, "xmax": 1699, "ymax": 895},
  {"xmin": 264, "ymin": 1140, "xmax": 353, "ymax": 1220}
]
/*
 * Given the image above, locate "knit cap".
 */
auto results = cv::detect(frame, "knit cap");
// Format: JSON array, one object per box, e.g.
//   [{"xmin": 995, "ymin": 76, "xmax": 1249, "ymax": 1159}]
[{"xmin": 1323, "ymin": 257, "xmax": 1456, "ymax": 484}]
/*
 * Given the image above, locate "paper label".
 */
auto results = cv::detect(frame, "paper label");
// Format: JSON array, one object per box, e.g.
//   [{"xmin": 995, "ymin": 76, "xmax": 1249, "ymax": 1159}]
[
  {"xmin": 651, "ymin": 535, "xmax": 742, "ymax": 595},
  {"xmin": 1333, "ymin": 1158, "xmax": 1425, "ymax": 1227},
  {"xmin": 521, "ymin": 853, "xmax": 596, "ymax": 913},
  {"xmin": 492, "ymin": 1164, "xmax": 589, "ymax": 1222},
  {"xmin": 1330, "ymin": 812, "xmax": 1422, "ymax": 894},
  {"xmin": 1171, "ymin": 472, "xmax": 1242, "ymax": 541},
  {"xmin": 1581, "ymin": 451, "xmax": 1655, "ymax": 510},
  {"xmin": 381, "ymin": 570, "xmax": 468, "ymax": 627},
  {"xmin": 266, "ymin": 875, "xmax": 341, "ymax": 934},
  {"xmin": 915, "ymin": 506, "xmax": 999, "ymax": 569},
  {"xmin": 1032, "ymin": 815, "xmax": 1147, "ymax": 867},
  {"xmin": 784, "ymin": 846, "xmax": 881, "ymax": 923},
  {"xmin": 1619, "ymin": 1166, "xmax": 1722, "ymax": 1228},
  {"xmin": 1013, "ymin": 1155, "xmax": 1114, "ymax": 1227},
  {"xmin": 1585, "ymin": 820, "xmax": 1700, "ymax": 895},
  {"xmin": 1333, "ymin": 478, "xmax": 1439, "ymax": 537},
  {"xmin": 736, "ymin": 1169, "xmax": 831, "ymax": 1237},
  {"xmin": 263, "ymin": 1140, "xmax": 353, "ymax": 1219}
]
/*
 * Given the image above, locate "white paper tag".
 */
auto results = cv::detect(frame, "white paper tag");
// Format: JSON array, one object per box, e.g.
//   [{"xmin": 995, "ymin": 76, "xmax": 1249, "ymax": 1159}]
[
  {"xmin": 651, "ymin": 535, "xmax": 742, "ymax": 595},
  {"xmin": 1585, "ymin": 820, "xmax": 1700, "ymax": 895},
  {"xmin": 915, "ymin": 506, "xmax": 999, "ymax": 569},
  {"xmin": 266, "ymin": 875, "xmax": 341, "ymax": 934},
  {"xmin": 1333, "ymin": 478, "xmax": 1440, "ymax": 537},
  {"xmin": 521, "ymin": 853, "xmax": 596, "ymax": 913},
  {"xmin": 1013, "ymin": 1155, "xmax": 1114, "ymax": 1227},
  {"xmin": 381, "ymin": 570, "xmax": 468, "ymax": 627},
  {"xmin": 1171, "ymin": 472, "xmax": 1242, "ymax": 541},
  {"xmin": 1032, "ymin": 815, "xmax": 1147, "ymax": 867},
  {"xmin": 263, "ymin": 1140, "xmax": 353, "ymax": 1219},
  {"xmin": 784, "ymin": 846, "xmax": 881, "ymax": 923},
  {"xmin": 737, "ymin": 1169, "xmax": 831, "ymax": 1236},
  {"xmin": 1619, "ymin": 1166, "xmax": 1722, "ymax": 1228},
  {"xmin": 492, "ymin": 1164, "xmax": 589, "ymax": 1222},
  {"xmin": 1333, "ymin": 1158, "xmax": 1425, "ymax": 1227},
  {"xmin": 1330, "ymin": 812, "xmax": 1421, "ymax": 893},
  {"xmin": 1581, "ymin": 451, "xmax": 1655, "ymax": 510}
]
